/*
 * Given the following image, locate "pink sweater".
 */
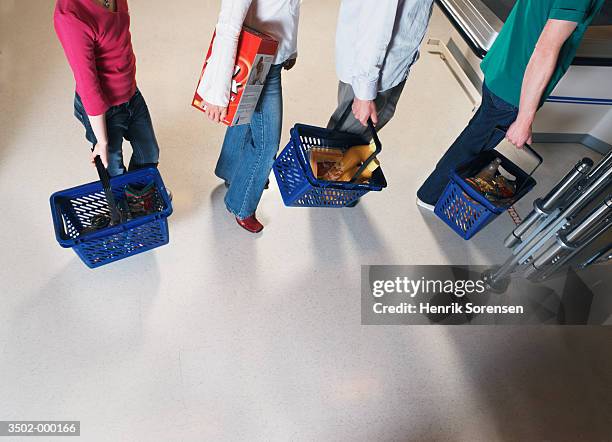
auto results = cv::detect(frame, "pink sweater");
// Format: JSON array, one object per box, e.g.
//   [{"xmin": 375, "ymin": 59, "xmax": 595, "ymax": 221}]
[{"xmin": 54, "ymin": 0, "xmax": 137, "ymax": 116}]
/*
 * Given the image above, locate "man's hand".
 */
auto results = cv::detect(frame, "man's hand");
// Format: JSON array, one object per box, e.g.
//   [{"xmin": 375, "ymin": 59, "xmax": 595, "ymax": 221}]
[
  {"xmin": 352, "ymin": 98, "xmax": 378, "ymax": 127},
  {"xmin": 203, "ymin": 101, "xmax": 228, "ymax": 124},
  {"xmin": 283, "ymin": 58, "xmax": 297, "ymax": 70},
  {"xmin": 91, "ymin": 142, "xmax": 109, "ymax": 168},
  {"xmin": 506, "ymin": 115, "xmax": 533, "ymax": 149}
]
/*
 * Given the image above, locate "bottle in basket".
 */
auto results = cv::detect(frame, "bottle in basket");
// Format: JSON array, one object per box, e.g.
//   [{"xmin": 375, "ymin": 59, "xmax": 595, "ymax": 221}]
[
  {"xmin": 466, "ymin": 157, "xmax": 516, "ymax": 203},
  {"xmin": 475, "ymin": 158, "xmax": 502, "ymax": 181}
]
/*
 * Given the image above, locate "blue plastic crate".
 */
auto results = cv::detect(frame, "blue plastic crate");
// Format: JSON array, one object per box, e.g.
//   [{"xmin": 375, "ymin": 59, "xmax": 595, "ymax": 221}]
[
  {"xmin": 273, "ymin": 123, "xmax": 387, "ymax": 207},
  {"xmin": 434, "ymin": 150, "xmax": 537, "ymax": 240},
  {"xmin": 50, "ymin": 168, "xmax": 172, "ymax": 268}
]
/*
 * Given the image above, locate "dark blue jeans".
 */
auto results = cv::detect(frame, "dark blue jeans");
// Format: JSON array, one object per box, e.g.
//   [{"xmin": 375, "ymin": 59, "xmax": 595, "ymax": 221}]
[
  {"xmin": 417, "ymin": 83, "xmax": 519, "ymax": 204},
  {"xmin": 74, "ymin": 90, "xmax": 160, "ymax": 177},
  {"xmin": 215, "ymin": 64, "xmax": 283, "ymax": 219}
]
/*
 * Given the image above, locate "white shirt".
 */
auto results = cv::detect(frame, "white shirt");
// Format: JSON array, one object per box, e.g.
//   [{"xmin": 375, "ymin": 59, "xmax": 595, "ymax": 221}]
[
  {"xmin": 335, "ymin": 0, "xmax": 434, "ymax": 100},
  {"xmin": 198, "ymin": 0, "xmax": 301, "ymax": 107}
]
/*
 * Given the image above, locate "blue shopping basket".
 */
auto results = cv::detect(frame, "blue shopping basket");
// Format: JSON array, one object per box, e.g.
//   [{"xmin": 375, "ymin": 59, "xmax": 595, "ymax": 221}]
[
  {"xmin": 434, "ymin": 129, "xmax": 542, "ymax": 240},
  {"xmin": 50, "ymin": 157, "xmax": 173, "ymax": 268},
  {"xmin": 273, "ymin": 118, "xmax": 387, "ymax": 207}
]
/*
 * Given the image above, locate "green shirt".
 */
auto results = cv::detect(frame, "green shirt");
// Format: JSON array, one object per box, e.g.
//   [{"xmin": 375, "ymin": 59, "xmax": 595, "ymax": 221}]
[{"xmin": 480, "ymin": 0, "xmax": 604, "ymax": 107}]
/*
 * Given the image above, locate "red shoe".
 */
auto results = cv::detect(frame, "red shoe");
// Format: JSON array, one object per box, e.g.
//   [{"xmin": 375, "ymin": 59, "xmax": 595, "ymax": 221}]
[{"xmin": 236, "ymin": 214, "xmax": 264, "ymax": 233}]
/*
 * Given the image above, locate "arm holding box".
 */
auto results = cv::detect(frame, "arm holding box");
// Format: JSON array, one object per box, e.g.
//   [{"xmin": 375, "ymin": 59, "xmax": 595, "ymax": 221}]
[{"xmin": 198, "ymin": 0, "xmax": 252, "ymax": 122}]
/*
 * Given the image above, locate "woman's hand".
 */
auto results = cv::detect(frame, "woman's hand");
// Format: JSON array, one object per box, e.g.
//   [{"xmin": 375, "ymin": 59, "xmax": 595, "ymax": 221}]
[
  {"xmin": 203, "ymin": 101, "xmax": 228, "ymax": 124},
  {"xmin": 90, "ymin": 142, "xmax": 109, "ymax": 168}
]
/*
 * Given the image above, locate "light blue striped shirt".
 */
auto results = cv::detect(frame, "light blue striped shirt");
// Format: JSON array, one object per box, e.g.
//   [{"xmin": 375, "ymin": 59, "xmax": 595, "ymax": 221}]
[{"xmin": 335, "ymin": 0, "xmax": 434, "ymax": 100}]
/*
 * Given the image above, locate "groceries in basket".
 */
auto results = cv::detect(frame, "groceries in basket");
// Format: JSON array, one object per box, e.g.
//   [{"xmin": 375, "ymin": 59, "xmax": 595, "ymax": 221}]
[
  {"xmin": 124, "ymin": 182, "xmax": 160, "ymax": 218},
  {"xmin": 192, "ymin": 26, "xmax": 278, "ymax": 126},
  {"xmin": 464, "ymin": 157, "xmax": 517, "ymax": 205},
  {"xmin": 79, "ymin": 181, "xmax": 163, "ymax": 236},
  {"xmin": 434, "ymin": 133, "xmax": 542, "ymax": 240},
  {"xmin": 273, "ymin": 120, "xmax": 387, "ymax": 208},
  {"xmin": 309, "ymin": 142, "xmax": 380, "ymax": 183}
]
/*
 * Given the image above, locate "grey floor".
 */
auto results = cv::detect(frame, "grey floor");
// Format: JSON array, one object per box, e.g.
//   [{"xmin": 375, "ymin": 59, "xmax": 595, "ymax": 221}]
[{"xmin": 0, "ymin": 1, "xmax": 611, "ymax": 441}]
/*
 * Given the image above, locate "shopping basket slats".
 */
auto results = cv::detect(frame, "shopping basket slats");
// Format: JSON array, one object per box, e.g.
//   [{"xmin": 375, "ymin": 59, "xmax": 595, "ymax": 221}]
[
  {"xmin": 434, "ymin": 131, "xmax": 542, "ymax": 240},
  {"xmin": 51, "ymin": 167, "xmax": 172, "ymax": 268},
  {"xmin": 273, "ymin": 121, "xmax": 387, "ymax": 208}
]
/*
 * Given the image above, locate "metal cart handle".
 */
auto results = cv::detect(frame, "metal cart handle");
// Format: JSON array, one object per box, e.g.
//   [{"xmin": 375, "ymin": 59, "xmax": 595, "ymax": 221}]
[{"xmin": 93, "ymin": 155, "xmax": 123, "ymax": 225}]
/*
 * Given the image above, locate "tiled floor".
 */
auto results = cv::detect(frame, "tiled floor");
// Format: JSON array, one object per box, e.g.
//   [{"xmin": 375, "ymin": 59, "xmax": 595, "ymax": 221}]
[{"xmin": 0, "ymin": 1, "xmax": 610, "ymax": 441}]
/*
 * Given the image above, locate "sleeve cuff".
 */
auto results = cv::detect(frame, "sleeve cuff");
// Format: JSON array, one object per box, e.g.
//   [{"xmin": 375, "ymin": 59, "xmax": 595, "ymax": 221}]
[
  {"xmin": 549, "ymin": 8, "xmax": 586, "ymax": 23},
  {"xmin": 201, "ymin": 94, "xmax": 228, "ymax": 108},
  {"xmin": 351, "ymin": 77, "xmax": 378, "ymax": 101},
  {"xmin": 197, "ymin": 74, "xmax": 230, "ymax": 108},
  {"xmin": 82, "ymin": 98, "xmax": 110, "ymax": 116}
]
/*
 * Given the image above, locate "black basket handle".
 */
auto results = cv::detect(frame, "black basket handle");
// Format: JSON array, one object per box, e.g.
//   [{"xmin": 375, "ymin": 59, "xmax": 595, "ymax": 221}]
[
  {"xmin": 349, "ymin": 119, "xmax": 382, "ymax": 183},
  {"xmin": 493, "ymin": 127, "xmax": 543, "ymax": 195},
  {"xmin": 93, "ymin": 155, "xmax": 123, "ymax": 225},
  {"xmin": 332, "ymin": 103, "xmax": 383, "ymax": 184},
  {"xmin": 332, "ymin": 101, "xmax": 354, "ymax": 132},
  {"xmin": 494, "ymin": 127, "xmax": 543, "ymax": 170}
]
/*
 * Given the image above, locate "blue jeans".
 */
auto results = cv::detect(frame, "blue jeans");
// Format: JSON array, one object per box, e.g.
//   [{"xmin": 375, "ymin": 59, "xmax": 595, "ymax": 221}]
[
  {"xmin": 215, "ymin": 64, "xmax": 283, "ymax": 219},
  {"xmin": 74, "ymin": 89, "xmax": 160, "ymax": 177},
  {"xmin": 417, "ymin": 83, "xmax": 519, "ymax": 204}
]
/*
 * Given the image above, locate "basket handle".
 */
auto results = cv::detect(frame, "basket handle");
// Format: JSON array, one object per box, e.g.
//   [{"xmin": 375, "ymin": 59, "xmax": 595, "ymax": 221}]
[
  {"xmin": 493, "ymin": 127, "xmax": 543, "ymax": 195},
  {"xmin": 331, "ymin": 103, "xmax": 383, "ymax": 184},
  {"xmin": 349, "ymin": 118, "xmax": 382, "ymax": 183},
  {"xmin": 93, "ymin": 155, "xmax": 123, "ymax": 225},
  {"xmin": 332, "ymin": 101, "xmax": 354, "ymax": 132}
]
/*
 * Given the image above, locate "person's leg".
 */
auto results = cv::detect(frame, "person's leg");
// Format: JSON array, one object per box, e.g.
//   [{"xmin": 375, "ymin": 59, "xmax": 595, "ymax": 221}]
[
  {"xmin": 416, "ymin": 84, "xmax": 519, "ymax": 205},
  {"xmin": 124, "ymin": 90, "xmax": 160, "ymax": 172},
  {"xmin": 224, "ymin": 64, "xmax": 283, "ymax": 220},
  {"xmin": 74, "ymin": 94, "xmax": 126, "ymax": 176},
  {"xmin": 215, "ymin": 124, "xmax": 252, "ymax": 185}
]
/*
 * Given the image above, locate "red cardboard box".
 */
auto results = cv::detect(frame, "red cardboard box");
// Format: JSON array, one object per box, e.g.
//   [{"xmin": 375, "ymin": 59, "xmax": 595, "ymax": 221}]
[{"xmin": 193, "ymin": 26, "xmax": 279, "ymax": 126}]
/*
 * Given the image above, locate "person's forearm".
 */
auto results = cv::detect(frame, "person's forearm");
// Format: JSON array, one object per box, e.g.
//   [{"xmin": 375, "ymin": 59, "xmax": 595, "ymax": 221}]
[
  {"xmin": 505, "ymin": 19, "xmax": 576, "ymax": 148},
  {"xmin": 86, "ymin": 113, "xmax": 111, "ymax": 167},
  {"xmin": 504, "ymin": 48, "xmax": 558, "ymax": 148},
  {"xmin": 88, "ymin": 114, "xmax": 108, "ymax": 148},
  {"xmin": 516, "ymin": 42, "xmax": 561, "ymax": 124},
  {"xmin": 198, "ymin": 0, "xmax": 252, "ymax": 107}
]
